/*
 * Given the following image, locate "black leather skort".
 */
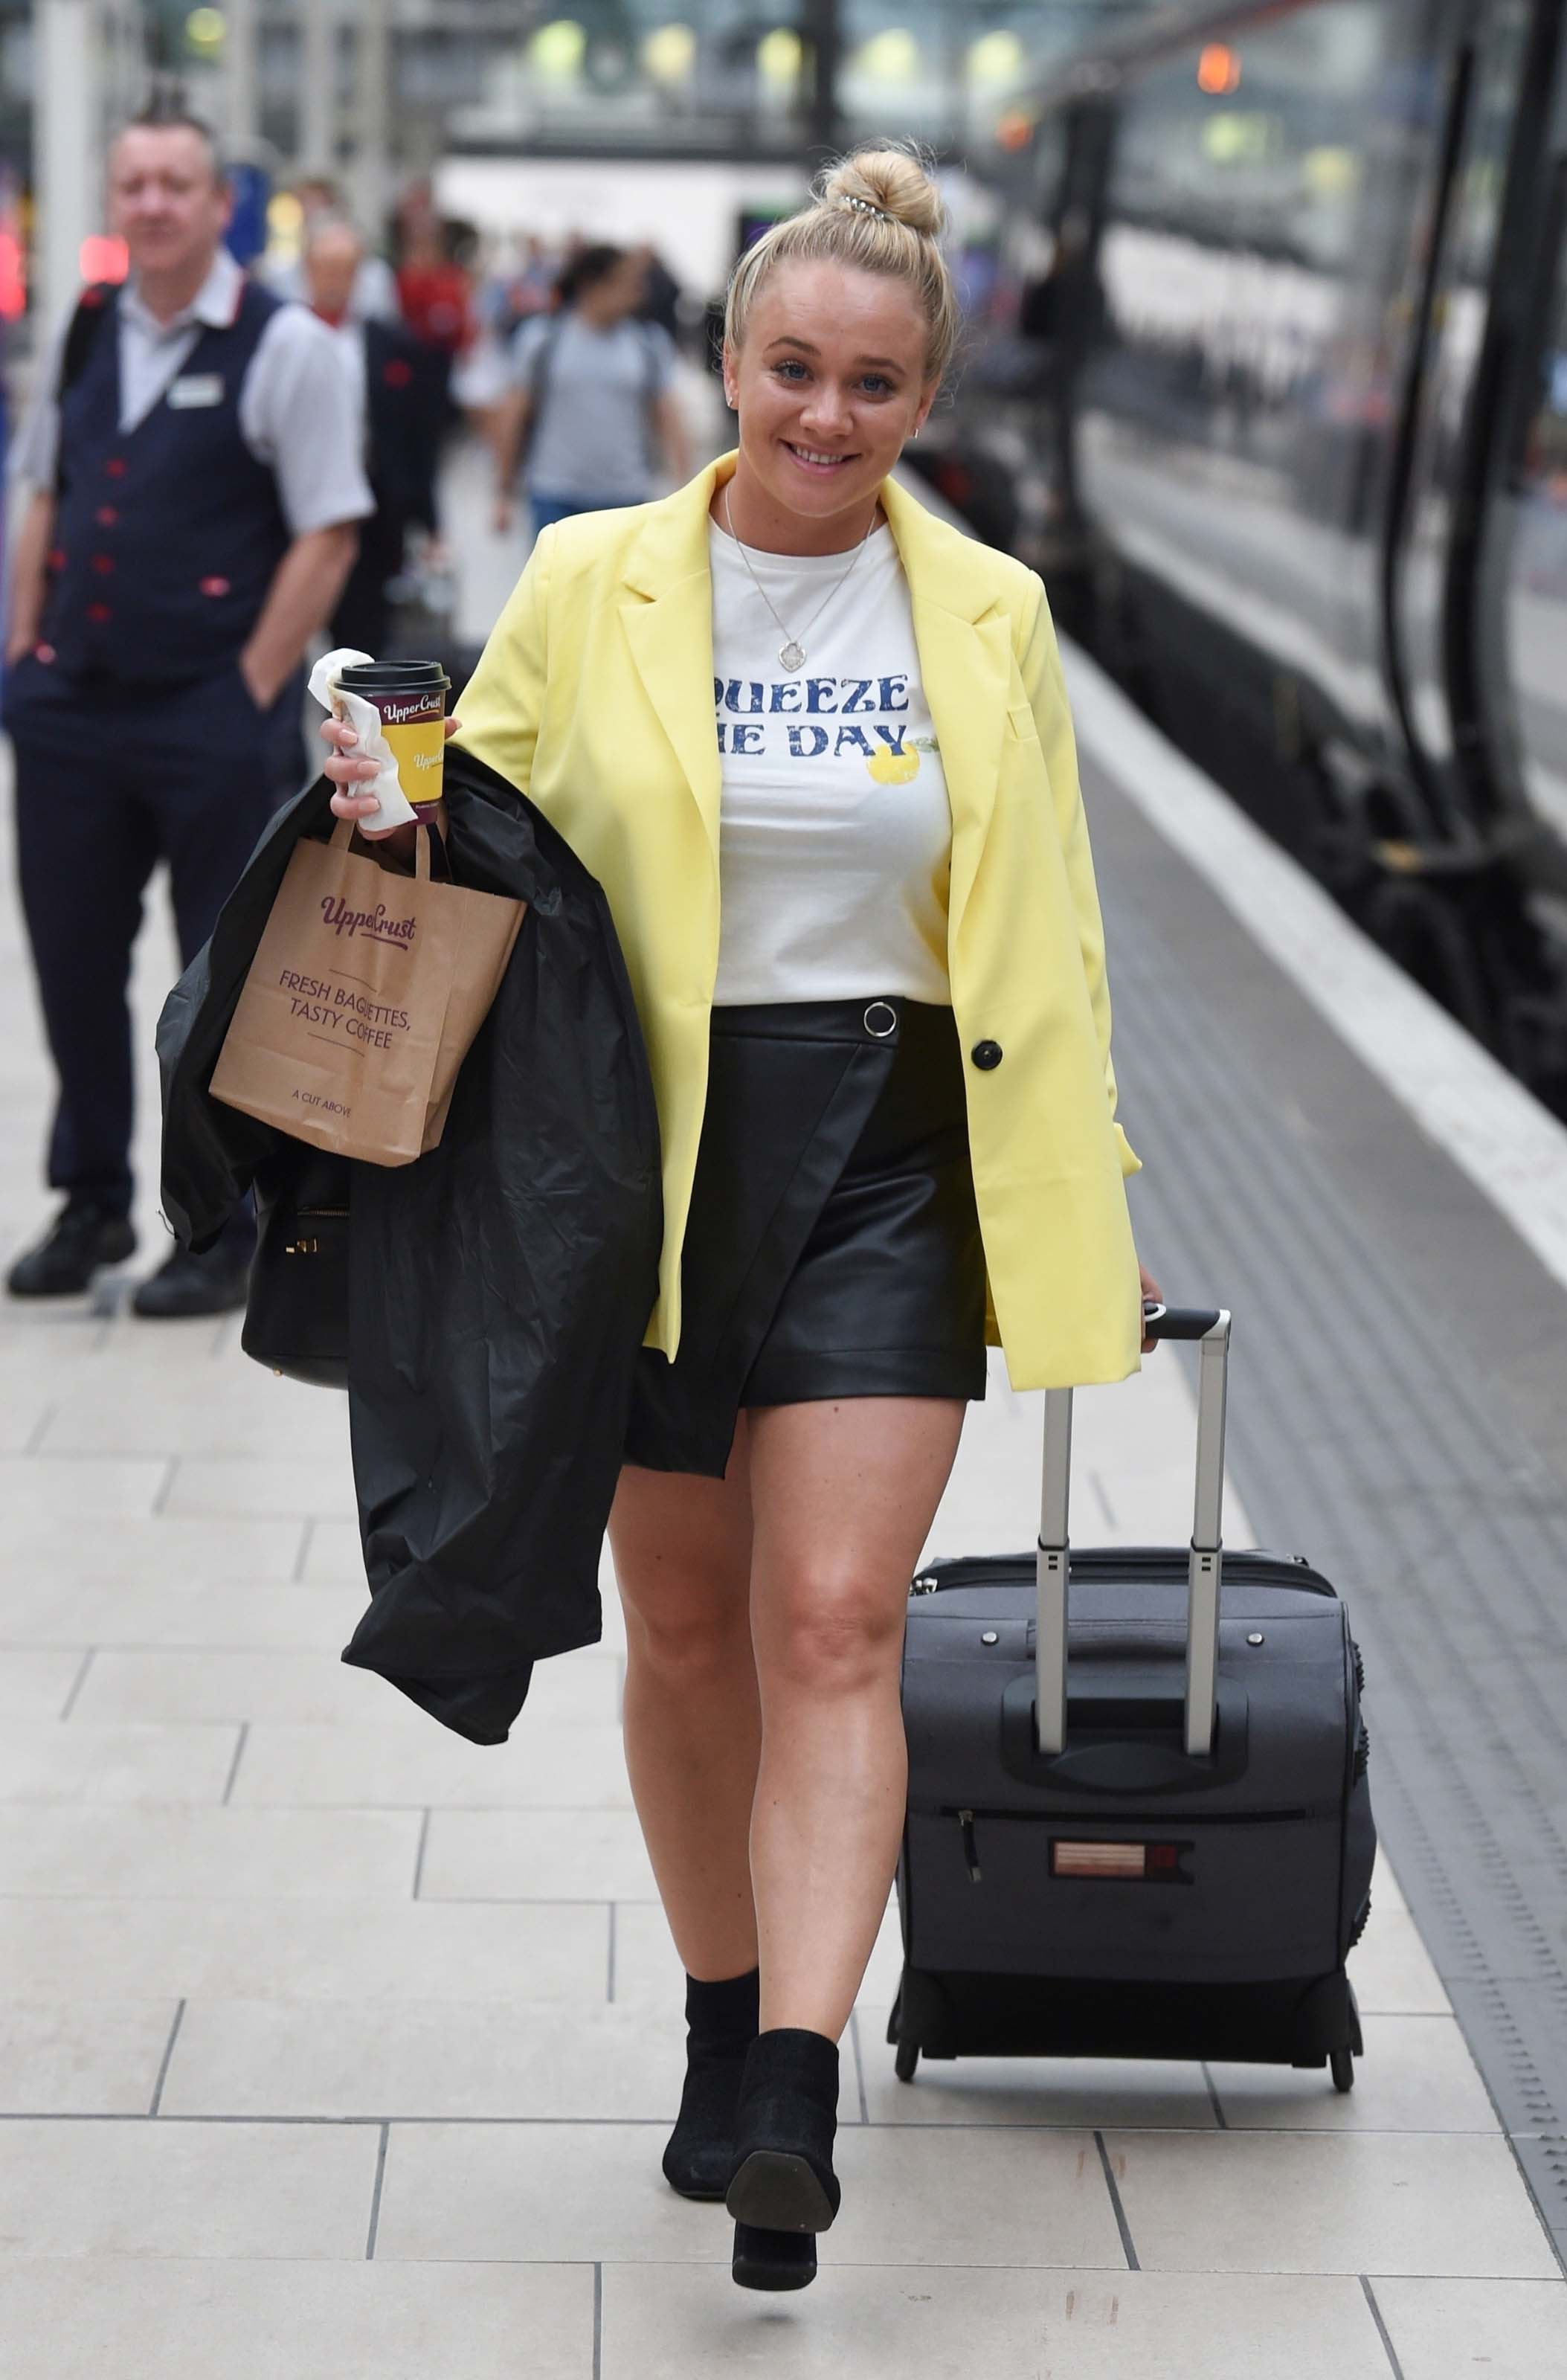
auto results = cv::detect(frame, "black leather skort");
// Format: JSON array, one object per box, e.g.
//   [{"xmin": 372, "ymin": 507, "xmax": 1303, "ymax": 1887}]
[{"xmin": 624, "ymin": 997, "xmax": 987, "ymax": 1479}]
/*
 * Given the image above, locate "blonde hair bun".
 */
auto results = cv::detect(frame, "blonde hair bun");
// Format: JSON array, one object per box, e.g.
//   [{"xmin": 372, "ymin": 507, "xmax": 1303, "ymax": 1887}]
[
  {"xmin": 820, "ymin": 147, "xmax": 946, "ymax": 241},
  {"xmin": 724, "ymin": 137, "xmax": 960, "ymax": 385}
]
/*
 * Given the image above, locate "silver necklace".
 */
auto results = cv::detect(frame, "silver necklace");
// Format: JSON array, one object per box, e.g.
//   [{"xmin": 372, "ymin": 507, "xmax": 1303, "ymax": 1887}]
[{"xmin": 721, "ymin": 485, "xmax": 875, "ymax": 673}]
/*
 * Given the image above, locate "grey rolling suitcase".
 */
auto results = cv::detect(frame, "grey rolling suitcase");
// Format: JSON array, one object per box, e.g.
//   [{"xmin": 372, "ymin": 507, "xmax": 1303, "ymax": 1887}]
[{"xmin": 891, "ymin": 1305, "xmax": 1376, "ymax": 2088}]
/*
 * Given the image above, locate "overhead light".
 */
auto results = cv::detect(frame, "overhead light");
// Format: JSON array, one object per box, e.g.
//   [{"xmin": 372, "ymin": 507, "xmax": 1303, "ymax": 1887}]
[
  {"xmin": 531, "ymin": 19, "xmax": 587, "ymax": 79},
  {"xmin": 644, "ymin": 23, "xmax": 696, "ymax": 83},
  {"xmin": 969, "ymin": 30, "xmax": 1023, "ymax": 86},
  {"xmin": 756, "ymin": 27, "xmax": 802, "ymax": 87},
  {"xmin": 855, "ymin": 29, "xmax": 920, "ymax": 85},
  {"xmin": 186, "ymin": 6, "xmax": 225, "ymax": 56}
]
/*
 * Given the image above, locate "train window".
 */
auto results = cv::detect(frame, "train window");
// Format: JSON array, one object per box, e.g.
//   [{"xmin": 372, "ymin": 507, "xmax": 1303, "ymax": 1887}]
[
  {"xmin": 1076, "ymin": 1, "xmax": 1406, "ymax": 768},
  {"xmin": 1101, "ymin": 5, "xmax": 1382, "ymax": 268}
]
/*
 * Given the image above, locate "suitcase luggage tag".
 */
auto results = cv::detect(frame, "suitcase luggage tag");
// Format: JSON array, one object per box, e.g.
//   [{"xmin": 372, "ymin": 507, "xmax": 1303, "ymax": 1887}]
[{"xmin": 1035, "ymin": 1305, "xmax": 1231, "ymax": 1760}]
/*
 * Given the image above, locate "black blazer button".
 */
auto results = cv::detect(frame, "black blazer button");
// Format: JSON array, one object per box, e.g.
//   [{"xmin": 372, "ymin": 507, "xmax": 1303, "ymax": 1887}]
[{"xmin": 971, "ymin": 1039, "xmax": 1003, "ymax": 1071}]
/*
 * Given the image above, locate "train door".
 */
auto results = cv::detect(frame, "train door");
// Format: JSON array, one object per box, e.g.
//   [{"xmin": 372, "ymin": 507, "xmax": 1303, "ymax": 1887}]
[
  {"xmin": 1383, "ymin": 0, "xmax": 1555, "ymax": 843},
  {"xmin": 1490, "ymin": 44, "xmax": 1567, "ymax": 892}
]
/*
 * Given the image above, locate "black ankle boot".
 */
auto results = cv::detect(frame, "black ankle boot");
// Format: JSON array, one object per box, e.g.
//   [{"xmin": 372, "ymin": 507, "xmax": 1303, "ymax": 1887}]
[
  {"xmin": 733, "ymin": 2222, "xmax": 820, "ymax": 2292},
  {"xmin": 662, "ymin": 1967, "xmax": 759, "ymax": 2201},
  {"xmin": 725, "ymin": 2027, "xmax": 841, "ymax": 2247}
]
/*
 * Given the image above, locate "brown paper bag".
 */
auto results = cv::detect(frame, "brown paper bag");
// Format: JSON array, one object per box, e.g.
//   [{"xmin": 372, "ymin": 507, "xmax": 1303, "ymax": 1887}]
[{"xmin": 210, "ymin": 819, "xmax": 525, "ymax": 1166}]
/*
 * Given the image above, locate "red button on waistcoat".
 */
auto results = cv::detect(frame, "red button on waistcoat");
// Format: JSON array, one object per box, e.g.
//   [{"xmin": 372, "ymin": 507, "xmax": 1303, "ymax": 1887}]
[
  {"xmin": 91, "ymin": 554, "xmax": 115, "ymax": 576},
  {"xmin": 86, "ymin": 603, "xmax": 112, "ymax": 624},
  {"xmin": 35, "ymin": 644, "xmax": 56, "ymax": 664},
  {"xmin": 103, "ymin": 458, "xmax": 126, "ymax": 477},
  {"xmin": 199, "ymin": 576, "xmax": 231, "ymax": 598},
  {"xmin": 383, "ymin": 358, "xmax": 413, "ymax": 387},
  {"xmin": 96, "ymin": 506, "xmax": 118, "ymax": 527},
  {"xmin": 46, "ymin": 549, "xmax": 65, "ymax": 571}
]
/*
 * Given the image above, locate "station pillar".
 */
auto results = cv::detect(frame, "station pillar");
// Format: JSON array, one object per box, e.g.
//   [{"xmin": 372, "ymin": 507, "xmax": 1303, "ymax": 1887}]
[
  {"xmin": 36, "ymin": 0, "xmax": 99, "ymax": 333},
  {"xmin": 223, "ymin": 0, "xmax": 261, "ymax": 150},
  {"xmin": 350, "ymin": 0, "xmax": 393, "ymax": 243},
  {"xmin": 297, "ymin": 0, "xmax": 338, "ymax": 175}
]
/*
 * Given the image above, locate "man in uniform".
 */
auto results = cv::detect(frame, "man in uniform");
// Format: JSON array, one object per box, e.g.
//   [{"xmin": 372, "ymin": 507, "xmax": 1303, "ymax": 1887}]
[{"xmin": 4, "ymin": 103, "xmax": 373, "ymax": 1316}]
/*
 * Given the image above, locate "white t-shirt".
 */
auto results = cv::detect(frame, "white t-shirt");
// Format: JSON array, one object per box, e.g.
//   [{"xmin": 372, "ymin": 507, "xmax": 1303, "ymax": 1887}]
[
  {"xmin": 709, "ymin": 519, "xmax": 953, "ymax": 1006},
  {"xmin": 509, "ymin": 313, "xmax": 676, "ymax": 501}
]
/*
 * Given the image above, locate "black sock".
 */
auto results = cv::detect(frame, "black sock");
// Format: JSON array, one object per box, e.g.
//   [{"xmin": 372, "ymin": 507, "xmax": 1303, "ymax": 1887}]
[{"xmin": 686, "ymin": 1967, "xmax": 762, "ymax": 2045}]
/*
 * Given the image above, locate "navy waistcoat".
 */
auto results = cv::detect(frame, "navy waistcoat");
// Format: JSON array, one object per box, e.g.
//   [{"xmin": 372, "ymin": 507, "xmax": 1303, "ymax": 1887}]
[{"xmin": 41, "ymin": 279, "xmax": 292, "ymax": 685}]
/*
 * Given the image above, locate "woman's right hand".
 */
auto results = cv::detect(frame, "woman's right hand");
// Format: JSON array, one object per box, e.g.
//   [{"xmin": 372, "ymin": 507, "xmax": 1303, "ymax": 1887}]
[{"xmin": 322, "ymin": 713, "xmax": 462, "ymax": 852}]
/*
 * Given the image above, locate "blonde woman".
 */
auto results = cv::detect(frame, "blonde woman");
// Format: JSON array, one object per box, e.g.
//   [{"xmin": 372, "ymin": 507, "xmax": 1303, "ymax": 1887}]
[{"xmin": 325, "ymin": 145, "xmax": 1157, "ymax": 2293}]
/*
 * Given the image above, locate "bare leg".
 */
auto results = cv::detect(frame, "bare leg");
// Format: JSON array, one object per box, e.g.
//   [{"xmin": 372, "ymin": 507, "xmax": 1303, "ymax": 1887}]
[
  {"xmin": 746, "ymin": 1397, "xmax": 965, "ymax": 2039},
  {"xmin": 609, "ymin": 1424, "xmax": 762, "ymax": 1982}
]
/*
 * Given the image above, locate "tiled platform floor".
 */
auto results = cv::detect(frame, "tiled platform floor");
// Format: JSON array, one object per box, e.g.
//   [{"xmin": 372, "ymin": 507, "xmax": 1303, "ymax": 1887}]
[{"xmin": 0, "ymin": 575, "xmax": 1562, "ymax": 2375}]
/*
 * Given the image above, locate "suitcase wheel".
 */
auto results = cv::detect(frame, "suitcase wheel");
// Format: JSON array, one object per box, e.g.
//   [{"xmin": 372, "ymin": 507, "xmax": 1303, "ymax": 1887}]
[
  {"xmin": 894, "ymin": 2039, "xmax": 920, "ymax": 2084},
  {"xmin": 1330, "ymin": 2048, "xmax": 1356, "ymax": 2094}
]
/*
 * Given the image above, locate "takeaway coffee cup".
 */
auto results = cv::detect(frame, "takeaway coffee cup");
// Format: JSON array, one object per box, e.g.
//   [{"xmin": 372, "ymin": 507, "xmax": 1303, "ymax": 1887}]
[{"xmin": 336, "ymin": 659, "xmax": 451, "ymax": 825}]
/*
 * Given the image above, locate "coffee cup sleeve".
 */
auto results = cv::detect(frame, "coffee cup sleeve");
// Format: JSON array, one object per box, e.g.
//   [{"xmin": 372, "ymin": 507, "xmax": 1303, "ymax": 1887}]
[{"xmin": 309, "ymin": 648, "xmax": 419, "ymax": 829}]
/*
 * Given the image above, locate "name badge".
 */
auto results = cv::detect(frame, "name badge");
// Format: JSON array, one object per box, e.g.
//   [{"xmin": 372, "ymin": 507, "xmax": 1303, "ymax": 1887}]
[{"xmin": 167, "ymin": 373, "xmax": 224, "ymax": 409}]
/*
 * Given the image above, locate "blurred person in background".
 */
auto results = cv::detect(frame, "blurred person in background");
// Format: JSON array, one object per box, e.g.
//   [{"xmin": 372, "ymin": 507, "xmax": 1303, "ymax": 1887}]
[
  {"xmin": 1, "ymin": 103, "xmax": 370, "ymax": 1314},
  {"xmin": 303, "ymin": 215, "xmax": 445, "ymax": 655},
  {"xmin": 634, "ymin": 241, "xmax": 684, "ymax": 343},
  {"xmin": 393, "ymin": 189, "xmax": 475, "ymax": 438},
  {"xmin": 268, "ymin": 174, "xmax": 400, "ymax": 324},
  {"xmin": 492, "ymin": 242, "xmax": 690, "ymax": 535}
]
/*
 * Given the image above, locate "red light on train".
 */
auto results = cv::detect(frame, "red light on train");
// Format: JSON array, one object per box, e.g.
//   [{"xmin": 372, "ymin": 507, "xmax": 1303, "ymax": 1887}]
[{"xmin": 1197, "ymin": 45, "xmax": 1241, "ymax": 95}]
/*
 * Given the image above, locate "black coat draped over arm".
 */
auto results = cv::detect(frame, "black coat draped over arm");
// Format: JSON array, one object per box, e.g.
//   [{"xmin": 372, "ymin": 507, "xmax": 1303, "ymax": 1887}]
[{"xmin": 155, "ymin": 752, "xmax": 663, "ymax": 1744}]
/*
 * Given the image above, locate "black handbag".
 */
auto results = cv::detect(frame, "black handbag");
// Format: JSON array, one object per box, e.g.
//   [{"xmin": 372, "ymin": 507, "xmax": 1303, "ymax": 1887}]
[{"xmin": 241, "ymin": 1148, "xmax": 351, "ymax": 1389}]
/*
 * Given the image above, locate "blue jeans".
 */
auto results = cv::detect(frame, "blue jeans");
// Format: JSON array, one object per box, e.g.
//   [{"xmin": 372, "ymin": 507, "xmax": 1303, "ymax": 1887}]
[{"xmin": 528, "ymin": 492, "xmax": 645, "ymax": 533}]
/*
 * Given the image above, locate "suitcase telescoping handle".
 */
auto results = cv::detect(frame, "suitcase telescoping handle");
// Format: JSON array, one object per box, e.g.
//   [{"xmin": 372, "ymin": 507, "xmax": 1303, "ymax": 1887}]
[{"xmin": 1036, "ymin": 1305, "xmax": 1232, "ymax": 1760}]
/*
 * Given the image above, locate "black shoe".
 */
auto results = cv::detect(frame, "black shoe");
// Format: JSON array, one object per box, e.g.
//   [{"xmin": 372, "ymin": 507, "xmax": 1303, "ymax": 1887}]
[
  {"xmin": 726, "ymin": 2027, "xmax": 840, "ymax": 2291},
  {"xmin": 131, "ymin": 1242, "xmax": 251, "ymax": 1319},
  {"xmin": 7, "ymin": 1203, "xmax": 136, "ymax": 1298},
  {"xmin": 663, "ymin": 1966, "xmax": 759, "ymax": 2201}
]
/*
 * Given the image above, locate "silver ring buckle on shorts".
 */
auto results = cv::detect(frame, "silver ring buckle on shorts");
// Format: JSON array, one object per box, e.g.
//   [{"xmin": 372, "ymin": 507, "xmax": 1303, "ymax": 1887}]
[{"xmin": 863, "ymin": 1000, "xmax": 898, "ymax": 1040}]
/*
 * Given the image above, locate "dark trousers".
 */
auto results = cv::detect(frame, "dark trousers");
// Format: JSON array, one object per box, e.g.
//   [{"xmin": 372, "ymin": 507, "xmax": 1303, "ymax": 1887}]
[
  {"xmin": 329, "ymin": 509, "xmax": 407, "ymax": 659},
  {"xmin": 5, "ymin": 654, "xmax": 283, "ymax": 1222}
]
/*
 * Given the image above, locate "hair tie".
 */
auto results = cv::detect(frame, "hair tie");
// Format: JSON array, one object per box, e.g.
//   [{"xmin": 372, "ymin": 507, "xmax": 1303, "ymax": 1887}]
[{"xmin": 837, "ymin": 193, "xmax": 896, "ymax": 225}]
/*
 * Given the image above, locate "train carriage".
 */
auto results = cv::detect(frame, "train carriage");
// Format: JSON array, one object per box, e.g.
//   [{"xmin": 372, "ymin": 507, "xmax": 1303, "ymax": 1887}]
[{"xmin": 925, "ymin": 0, "xmax": 1567, "ymax": 1108}]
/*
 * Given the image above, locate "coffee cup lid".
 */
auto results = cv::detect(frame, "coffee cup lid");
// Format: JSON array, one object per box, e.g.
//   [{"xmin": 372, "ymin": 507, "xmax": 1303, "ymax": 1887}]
[{"xmin": 338, "ymin": 658, "xmax": 451, "ymax": 692}]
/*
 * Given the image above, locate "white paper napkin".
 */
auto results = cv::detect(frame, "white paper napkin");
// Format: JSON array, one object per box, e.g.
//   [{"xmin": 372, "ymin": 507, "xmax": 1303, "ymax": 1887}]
[{"xmin": 308, "ymin": 646, "xmax": 418, "ymax": 830}]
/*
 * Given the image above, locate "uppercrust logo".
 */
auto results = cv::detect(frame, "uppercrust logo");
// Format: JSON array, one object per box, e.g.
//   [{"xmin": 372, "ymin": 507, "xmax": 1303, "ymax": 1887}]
[
  {"xmin": 319, "ymin": 895, "xmax": 416, "ymax": 948},
  {"xmin": 379, "ymin": 694, "xmax": 443, "ymax": 727}
]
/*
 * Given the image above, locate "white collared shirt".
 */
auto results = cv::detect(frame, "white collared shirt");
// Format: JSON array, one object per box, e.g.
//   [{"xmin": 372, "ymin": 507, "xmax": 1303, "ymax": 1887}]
[{"xmin": 11, "ymin": 246, "xmax": 373, "ymax": 537}]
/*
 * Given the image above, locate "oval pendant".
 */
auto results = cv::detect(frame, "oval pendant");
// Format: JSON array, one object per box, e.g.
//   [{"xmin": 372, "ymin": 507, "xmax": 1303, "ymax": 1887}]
[{"xmin": 779, "ymin": 640, "xmax": 805, "ymax": 672}]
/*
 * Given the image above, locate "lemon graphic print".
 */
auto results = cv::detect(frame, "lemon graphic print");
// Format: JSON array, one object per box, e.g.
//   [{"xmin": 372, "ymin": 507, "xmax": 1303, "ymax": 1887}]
[{"xmin": 867, "ymin": 732, "xmax": 937, "ymax": 786}]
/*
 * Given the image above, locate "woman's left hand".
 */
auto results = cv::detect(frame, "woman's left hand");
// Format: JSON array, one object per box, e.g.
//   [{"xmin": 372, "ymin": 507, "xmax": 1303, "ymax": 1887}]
[{"xmin": 1139, "ymin": 1262, "xmax": 1163, "ymax": 1354}]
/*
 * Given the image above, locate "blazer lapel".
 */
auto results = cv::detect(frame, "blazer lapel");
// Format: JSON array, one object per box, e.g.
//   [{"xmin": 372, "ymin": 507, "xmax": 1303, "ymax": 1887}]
[
  {"xmin": 883, "ymin": 477, "xmax": 1009, "ymax": 951},
  {"xmin": 618, "ymin": 461, "xmax": 730, "ymax": 863}
]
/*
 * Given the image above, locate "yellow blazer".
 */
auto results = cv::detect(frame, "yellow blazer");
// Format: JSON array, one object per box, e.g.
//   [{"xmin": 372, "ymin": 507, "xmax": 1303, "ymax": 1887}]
[{"xmin": 454, "ymin": 454, "xmax": 1143, "ymax": 1389}]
